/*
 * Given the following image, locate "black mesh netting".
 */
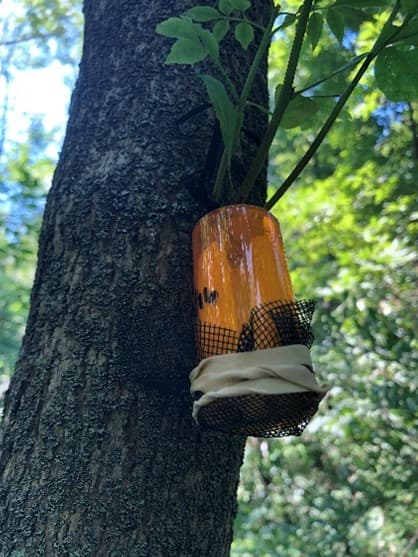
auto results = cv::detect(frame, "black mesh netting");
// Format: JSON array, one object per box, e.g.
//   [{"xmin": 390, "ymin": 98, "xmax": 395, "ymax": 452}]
[
  {"xmin": 194, "ymin": 299, "xmax": 325, "ymax": 438},
  {"xmin": 196, "ymin": 299, "xmax": 315, "ymax": 361}
]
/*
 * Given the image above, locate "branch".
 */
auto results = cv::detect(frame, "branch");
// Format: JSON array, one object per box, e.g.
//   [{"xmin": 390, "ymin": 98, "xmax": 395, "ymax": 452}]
[
  {"xmin": 223, "ymin": 16, "xmax": 267, "ymax": 33},
  {"xmin": 265, "ymin": 1, "xmax": 404, "ymax": 210},
  {"xmin": 0, "ymin": 32, "xmax": 58, "ymax": 46},
  {"xmin": 239, "ymin": 0, "xmax": 314, "ymax": 202},
  {"xmin": 265, "ymin": 54, "xmax": 376, "ymax": 210},
  {"xmin": 212, "ymin": 6, "xmax": 279, "ymax": 202},
  {"xmin": 295, "ymin": 53, "xmax": 369, "ymax": 95}
]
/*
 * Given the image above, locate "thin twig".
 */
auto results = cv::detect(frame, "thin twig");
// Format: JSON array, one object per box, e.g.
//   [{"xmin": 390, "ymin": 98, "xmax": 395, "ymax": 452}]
[
  {"xmin": 223, "ymin": 16, "xmax": 266, "ymax": 33},
  {"xmin": 265, "ymin": 1, "xmax": 404, "ymax": 210},
  {"xmin": 239, "ymin": 0, "xmax": 314, "ymax": 202},
  {"xmin": 295, "ymin": 53, "xmax": 368, "ymax": 95},
  {"xmin": 0, "ymin": 32, "xmax": 58, "ymax": 46},
  {"xmin": 212, "ymin": 6, "xmax": 279, "ymax": 202}
]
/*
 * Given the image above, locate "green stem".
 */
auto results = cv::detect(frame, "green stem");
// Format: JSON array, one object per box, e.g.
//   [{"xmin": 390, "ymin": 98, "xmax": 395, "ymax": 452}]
[
  {"xmin": 224, "ymin": 16, "xmax": 267, "ymax": 33},
  {"xmin": 237, "ymin": 10, "xmax": 278, "ymax": 115},
  {"xmin": 272, "ymin": 12, "xmax": 297, "ymax": 35},
  {"xmin": 214, "ymin": 59, "xmax": 240, "ymax": 103},
  {"xmin": 239, "ymin": 0, "xmax": 314, "ymax": 202},
  {"xmin": 246, "ymin": 100, "xmax": 270, "ymax": 114},
  {"xmin": 212, "ymin": 6, "xmax": 279, "ymax": 203},
  {"xmin": 296, "ymin": 53, "xmax": 368, "ymax": 95},
  {"xmin": 265, "ymin": 55, "xmax": 376, "ymax": 210},
  {"xmin": 265, "ymin": 1, "xmax": 403, "ymax": 211},
  {"xmin": 212, "ymin": 150, "xmax": 229, "ymax": 201}
]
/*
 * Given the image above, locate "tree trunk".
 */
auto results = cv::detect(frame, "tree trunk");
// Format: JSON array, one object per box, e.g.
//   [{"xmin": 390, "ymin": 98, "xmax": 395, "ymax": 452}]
[{"xmin": 0, "ymin": 1, "xmax": 270, "ymax": 555}]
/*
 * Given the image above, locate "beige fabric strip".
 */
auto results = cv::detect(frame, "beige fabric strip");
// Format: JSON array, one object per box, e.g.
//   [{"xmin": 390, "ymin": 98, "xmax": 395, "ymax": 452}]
[{"xmin": 190, "ymin": 345, "xmax": 329, "ymax": 422}]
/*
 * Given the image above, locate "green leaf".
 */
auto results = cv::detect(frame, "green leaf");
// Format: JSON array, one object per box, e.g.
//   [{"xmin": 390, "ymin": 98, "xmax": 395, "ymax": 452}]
[
  {"xmin": 218, "ymin": 0, "xmax": 234, "ymax": 15},
  {"xmin": 338, "ymin": 7, "xmax": 375, "ymax": 28},
  {"xmin": 229, "ymin": 0, "xmax": 251, "ymax": 10},
  {"xmin": 401, "ymin": 0, "xmax": 418, "ymax": 16},
  {"xmin": 374, "ymin": 46, "xmax": 418, "ymax": 102},
  {"xmin": 165, "ymin": 39, "xmax": 207, "ymax": 64},
  {"xmin": 334, "ymin": 0, "xmax": 391, "ymax": 7},
  {"xmin": 280, "ymin": 13, "xmax": 297, "ymax": 30},
  {"xmin": 213, "ymin": 20, "xmax": 230, "ymax": 41},
  {"xmin": 307, "ymin": 12, "xmax": 324, "ymax": 51},
  {"xmin": 280, "ymin": 95, "xmax": 319, "ymax": 129},
  {"xmin": 200, "ymin": 74, "xmax": 237, "ymax": 157},
  {"xmin": 156, "ymin": 17, "xmax": 198, "ymax": 41},
  {"xmin": 219, "ymin": 0, "xmax": 250, "ymax": 14},
  {"xmin": 374, "ymin": 21, "xmax": 399, "ymax": 49},
  {"xmin": 327, "ymin": 8, "xmax": 345, "ymax": 43},
  {"xmin": 392, "ymin": 18, "xmax": 418, "ymax": 46},
  {"xmin": 184, "ymin": 6, "xmax": 222, "ymax": 22},
  {"xmin": 234, "ymin": 22, "xmax": 254, "ymax": 49},
  {"xmin": 198, "ymin": 28, "xmax": 220, "ymax": 60}
]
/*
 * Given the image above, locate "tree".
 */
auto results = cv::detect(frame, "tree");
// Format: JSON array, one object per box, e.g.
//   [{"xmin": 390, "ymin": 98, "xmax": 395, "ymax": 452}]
[
  {"xmin": 0, "ymin": 0, "xmax": 272, "ymax": 554},
  {"xmin": 1, "ymin": 0, "xmax": 417, "ymax": 555}
]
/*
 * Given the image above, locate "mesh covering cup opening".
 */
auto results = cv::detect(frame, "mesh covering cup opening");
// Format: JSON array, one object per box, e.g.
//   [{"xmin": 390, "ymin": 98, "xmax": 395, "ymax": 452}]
[
  {"xmin": 196, "ymin": 299, "xmax": 315, "ymax": 361},
  {"xmin": 193, "ymin": 299, "xmax": 325, "ymax": 437},
  {"xmin": 196, "ymin": 392, "xmax": 325, "ymax": 437}
]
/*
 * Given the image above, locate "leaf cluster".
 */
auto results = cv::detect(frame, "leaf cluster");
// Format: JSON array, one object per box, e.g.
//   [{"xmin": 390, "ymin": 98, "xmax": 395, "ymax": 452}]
[
  {"xmin": 157, "ymin": 0, "xmax": 418, "ymax": 207},
  {"xmin": 156, "ymin": 0, "xmax": 255, "ymax": 66}
]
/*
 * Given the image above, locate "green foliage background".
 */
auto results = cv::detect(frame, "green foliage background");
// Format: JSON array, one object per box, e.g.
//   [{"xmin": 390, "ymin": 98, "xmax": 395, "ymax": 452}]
[
  {"xmin": 1, "ymin": 1, "xmax": 417, "ymax": 555},
  {"xmin": 233, "ymin": 2, "xmax": 417, "ymax": 555}
]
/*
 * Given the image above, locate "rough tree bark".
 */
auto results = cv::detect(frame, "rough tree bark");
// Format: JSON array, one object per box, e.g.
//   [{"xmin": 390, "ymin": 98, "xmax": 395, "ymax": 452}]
[{"xmin": 0, "ymin": 1, "xmax": 271, "ymax": 555}]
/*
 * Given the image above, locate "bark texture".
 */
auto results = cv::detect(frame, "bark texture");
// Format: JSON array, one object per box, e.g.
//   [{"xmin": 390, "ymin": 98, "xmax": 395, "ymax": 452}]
[{"xmin": 0, "ymin": 1, "xmax": 271, "ymax": 555}]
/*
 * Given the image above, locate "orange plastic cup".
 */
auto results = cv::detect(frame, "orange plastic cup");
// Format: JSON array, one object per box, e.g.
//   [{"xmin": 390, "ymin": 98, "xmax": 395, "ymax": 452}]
[{"xmin": 193, "ymin": 204, "xmax": 294, "ymax": 355}]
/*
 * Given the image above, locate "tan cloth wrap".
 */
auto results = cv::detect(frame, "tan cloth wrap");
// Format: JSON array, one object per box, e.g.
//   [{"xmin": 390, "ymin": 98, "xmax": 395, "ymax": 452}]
[{"xmin": 190, "ymin": 345, "xmax": 329, "ymax": 423}]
